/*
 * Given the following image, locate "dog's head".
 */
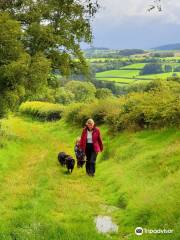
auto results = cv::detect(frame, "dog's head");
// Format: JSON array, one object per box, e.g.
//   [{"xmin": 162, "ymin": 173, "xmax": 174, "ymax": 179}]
[
  {"xmin": 58, "ymin": 152, "xmax": 67, "ymax": 165},
  {"xmin": 65, "ymin": 155, "xmax": 75, "ymax": 168}
]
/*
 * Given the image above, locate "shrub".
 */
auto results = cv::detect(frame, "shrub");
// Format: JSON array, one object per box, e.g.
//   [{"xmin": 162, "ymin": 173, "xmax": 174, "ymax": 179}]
[
  {"xmin": 63, "ymin": 97, "xmax": 121, "ymax": 126},
  {"xmin": 95, "ymin": 88, "xmax": 113, "ymax": 99},
  {"xmin": 63, "ymin": 102, "xmax": 87, "ymax": 125},
  {"xmin": 106, "ymin": 85, "xmax": 180, "ymax": 132},
  {"xmin": 140, "ymin": 63, "xmax": 163, "ymax": 75},
  {"xmin": 19, "ymin": 101, "xmax": 65, "ymax": 121},
  {"xmin": 65, "ymin": 80, "xmax": 96, "ymax": 103}
]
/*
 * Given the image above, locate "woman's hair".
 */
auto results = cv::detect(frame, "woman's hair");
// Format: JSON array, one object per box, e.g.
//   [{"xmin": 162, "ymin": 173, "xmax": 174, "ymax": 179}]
[
  {"xmin": 76, "ymin": 136, "xmax": 81, "ymax": 144},
  {"xmin": 86, "ymin": 118, "xmax": 95, "ymax": 126}
]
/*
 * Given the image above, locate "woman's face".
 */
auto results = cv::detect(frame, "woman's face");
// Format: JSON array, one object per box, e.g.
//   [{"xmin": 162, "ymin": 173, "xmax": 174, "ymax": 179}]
[{"xmin": 87, "ymin": 122, "xmax": 94, "ymax": 130}]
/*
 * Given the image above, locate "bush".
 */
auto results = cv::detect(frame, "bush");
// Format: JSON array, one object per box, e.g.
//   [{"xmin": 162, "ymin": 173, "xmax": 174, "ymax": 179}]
[
  {"xmin": 63, "ymin": 97, "xmax": 120, "ymax": 126},
  {"xmin": 63, "ymin": 102, "xmax": 88, "ymax": 125},
  {"xmin": 65, "ymin": 80, "xmax": 96, "ymax": 103},
  {"xmin": 19, "ymin": 101, "xmax": 65, "ymax": 121},
  {"xmin": 106, "ymin": 84, "xmax": 180, "ymax": 132},
  {"xmin": 140, "ymin": 63, "xmax": 163, "ymax": 75},
  {"xmin": 19, "ymin": 81, "xmax": 180, "ymax": 131},
  {"xmin": 95, "ymin": 88, "xmax": 113, "ymax": 99}
]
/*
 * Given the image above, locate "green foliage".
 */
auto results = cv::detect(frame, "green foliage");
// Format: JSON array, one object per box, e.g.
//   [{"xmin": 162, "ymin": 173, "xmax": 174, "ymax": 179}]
[
  {"xmin": 54, "ymin": 88, "xmax": 75, "ymax": 105},
  {"xmin": 0, "ymin": 0, "xmax": 99, "ymax": 117},
  {"xmin": 151, "ymin": 52, "xmax": 174, "ymax": 57},
  {"xmin": 63, "ymin": 80, "xmax": 180, "ymax": 131},
  {"xmin": 0, "ymin": 0, "xmax": 99, "ymax": 76},
  {"xmin": 63, "ymin": 102, "xmax": 88, "ymax": 125},
  {"xmin": 65, "ymin": 80, "xmax": 96, "ymax": 102},
  {"xmin": 140, "ymin": 63, "xmax": 163, "ymax": 75},
  {"xmin": 95, "ymin": 88, "xmax": 113, "ymax": 99},
  {"xmin": 164, "ymin": 64, "xmax": 173, "ymax": 72},
  {"xmin": 19, "ymin": 101, "xmax": 64, "ymax": 121},
  {"xmin": 63, "ymin": 97, "xmax": 120, "ymax": 126},
  {"xmin": 174, "ymin": 66, "xmax": 180, "ymax": 72},
  {"xmin": 89, "ymin": 98, "xmax": 120, "ymax": 124},
  {"xmin": 25, "ymin": 53, "xmax": 51, "ymax": 97},
  {"xmin": 119, "ymin": 49, "xmax": 145, "ymax": 56},
  {"xmin": 0, "ymin": 13, "xmax": 51, "ymax": 117},
  {"xmin": 19, "ymin": 80, "xmax": 180, "ymax": 131},
  {"xmin": 0, "ymin": 13, "xmax": 28, "ymax": 117},
  {"xmin": 106, "ymin": 83, "xmax": 180, "ymax": 132}
]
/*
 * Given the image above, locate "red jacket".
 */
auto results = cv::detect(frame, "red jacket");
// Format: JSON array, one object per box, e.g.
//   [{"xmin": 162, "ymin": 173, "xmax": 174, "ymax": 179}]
[{"xmin": 79, "ymin": 126, "xmax": 103, "ymax": 153}]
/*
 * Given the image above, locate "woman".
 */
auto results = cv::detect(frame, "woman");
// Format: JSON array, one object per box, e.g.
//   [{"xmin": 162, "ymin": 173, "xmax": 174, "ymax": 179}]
[{"xmin": 79, "ymin": 119, "xmax": 103, "ymax": 176}]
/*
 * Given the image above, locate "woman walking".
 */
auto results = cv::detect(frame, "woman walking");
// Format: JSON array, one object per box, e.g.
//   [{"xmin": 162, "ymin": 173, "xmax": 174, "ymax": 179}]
[{"xmin": 79, "ymin": 119, "xmax": 103, "ymax": 176}]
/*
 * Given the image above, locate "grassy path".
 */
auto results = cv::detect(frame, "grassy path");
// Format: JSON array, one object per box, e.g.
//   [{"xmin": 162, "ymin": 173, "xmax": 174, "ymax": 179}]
[{"xmin": 0, "ymin": 116, "xmax": 118, "ymax": 240}]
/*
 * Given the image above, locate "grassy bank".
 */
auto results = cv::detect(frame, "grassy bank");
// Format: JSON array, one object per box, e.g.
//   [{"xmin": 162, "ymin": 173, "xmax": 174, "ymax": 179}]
[{"xmin": 0, "ymin": 115, "xmax": 179, "ymax": 239}]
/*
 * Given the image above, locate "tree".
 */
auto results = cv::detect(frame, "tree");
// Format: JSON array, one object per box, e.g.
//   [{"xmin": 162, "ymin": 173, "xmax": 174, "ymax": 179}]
[
  {"xmin": 54, "ymin": 88, "xmax": 75, "ymax": 105},
  {"xmin": 174, "ymin": 66, "xmax": 180, "ymax": 72},
  {"xmin": 140, "ymin": 63, "xmax": 163, "ymax": 75},
  {"xmin": 0, "ymin": 12, "xmax": 52, "ymax": 117},
  {"xmin": 0, "ymin": 0, "xmax": 99, "ymax": 76},
  {"xmin": 95, "ymin": 88, "xmax": 113, "ymax": 99},
  {"xmin": 65, "ymin": 80, "xmax": 96, "ymax": 102},
  {"xmin": 0, "ymin": 1, "xmax": 99, "ymax": 117},
  {"xmin": 0, "ymin": 12, "xmax": 27, "ymax": 117},
  {"xmin": 164, "ymin": 65, "xmax": 173, "ymax": 73}
]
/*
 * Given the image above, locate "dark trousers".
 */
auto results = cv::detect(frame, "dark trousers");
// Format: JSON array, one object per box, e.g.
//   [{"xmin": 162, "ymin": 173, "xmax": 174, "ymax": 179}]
[{"xmin": 85, "ymin": 143, "xmax": 97, "ymax": 175}]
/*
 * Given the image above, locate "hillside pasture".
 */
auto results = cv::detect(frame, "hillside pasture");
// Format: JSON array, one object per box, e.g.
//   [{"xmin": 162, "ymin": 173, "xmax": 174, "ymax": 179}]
[
  {"xmin": 120, "ymin": 63, "xmax": 146, "ymax": 70},
  {"xmin": 96, "ymin": 70, "xmax": 140, "ymax": 78},
  {"xmin": 95, "ymin": 78, "xmax": 136, "ymax": 84},
  {"xmin": 137, "ymin": 72, "xmax": 180, "ymax": 79}
]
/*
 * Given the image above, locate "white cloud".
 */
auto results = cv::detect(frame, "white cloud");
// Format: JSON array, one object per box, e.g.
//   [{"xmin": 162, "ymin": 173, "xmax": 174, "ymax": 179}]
[{"xmin": 94, "ymin": 0, "xmax": 180, "ymax": 25}]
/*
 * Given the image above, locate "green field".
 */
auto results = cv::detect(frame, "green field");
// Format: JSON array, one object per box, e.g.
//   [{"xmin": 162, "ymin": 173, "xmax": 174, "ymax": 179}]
[
  {"xmin": 0, "ymin": 115, "xmax": 179, "ymax": 240},
  {"xmin": 95, "ymin": 61, "xmax": 180, "ymax": 86},
  {"xmin": 137, "ymin": 72, "xmax": 180, "ymax": 79},
  {"xmin": 95, "ymin": 77, "xmax": 137, "ymax": 84},
  {"xmin": 96, "ymin": 70, "xmax": 140, "ymax": 78},
  {"xmin": 120, "ymin": 63, "xmax": 146, "ymax": 69}
]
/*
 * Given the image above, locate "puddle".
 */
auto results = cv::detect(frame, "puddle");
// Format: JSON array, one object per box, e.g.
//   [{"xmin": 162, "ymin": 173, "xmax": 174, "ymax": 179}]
[{"xmin": 95, "ymin": 216, "xmax": 118, "ymax": 234}]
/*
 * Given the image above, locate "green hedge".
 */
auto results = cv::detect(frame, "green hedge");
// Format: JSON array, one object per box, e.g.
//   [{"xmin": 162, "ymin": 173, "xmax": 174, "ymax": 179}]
[
  {"xmin": 63, "ymin": 82, "xmax": 180, "ymax": 131},
  {"xmin": 19, "ymin": 81, "xmax": 180, "ymax": 131},
  {"xmin": 19, "ymin": 101, "xmax": 65, "ymax": 121}
]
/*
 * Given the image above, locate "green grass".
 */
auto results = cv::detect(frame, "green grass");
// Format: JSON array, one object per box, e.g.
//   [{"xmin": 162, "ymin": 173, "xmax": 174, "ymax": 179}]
[
  {"xmin": 137, "ymin": 72, "xmax": 180, "ymax": 79},
  {"xmin": 96, "ymin": 70, "xmax": 140, "ymax": 78},
  {"xmin": 95, "ymin": 77, "xmax": 136, "ymax": 84},
  {"xmin": 97, "ymin": 128, "xmax": 180, "ymax": 240},
  {"xmin": 120, "ymin": 63, "xmax": 146, "ymax": 69},
  {"xmin": 0, "ymin": 115, "xmax": 179, "ymax": 240}
]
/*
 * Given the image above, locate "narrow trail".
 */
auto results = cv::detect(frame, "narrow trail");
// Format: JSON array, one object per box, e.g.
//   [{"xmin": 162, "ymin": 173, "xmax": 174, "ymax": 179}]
[{"xmin": 0, "ymin": 116, "xmax": 119, "ymax": 240}]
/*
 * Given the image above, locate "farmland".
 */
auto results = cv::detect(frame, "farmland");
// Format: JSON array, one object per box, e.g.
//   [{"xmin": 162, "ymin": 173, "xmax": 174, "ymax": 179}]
[{"xmin": 93, "ymin": 59, "xmax": 180, "ymax": 86}]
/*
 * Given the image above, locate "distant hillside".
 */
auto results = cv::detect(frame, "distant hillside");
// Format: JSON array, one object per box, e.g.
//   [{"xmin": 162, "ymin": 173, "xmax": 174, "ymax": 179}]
[
  {"xmin": 84, "ymin": 47, "xmax": 110, "ymax": 51},
  {"xmin": 119, "ymin": 49, "xmax": 146, "ymax": 56},
  {"xmin": 153, "ymin": 43, "xmax": 180, "ymax": 50}
]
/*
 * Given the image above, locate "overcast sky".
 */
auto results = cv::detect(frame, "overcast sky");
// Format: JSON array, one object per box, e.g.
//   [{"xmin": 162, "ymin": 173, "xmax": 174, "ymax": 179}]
[{"xmin": 86, "ymin": 0, "xmax": 180, "ymax": 49}]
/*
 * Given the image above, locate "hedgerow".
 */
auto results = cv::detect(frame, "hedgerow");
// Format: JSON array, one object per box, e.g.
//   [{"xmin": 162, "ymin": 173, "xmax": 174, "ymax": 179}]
[
  {"xmin": 19, "ymin": 81, "xmax": 180, "ymax": 131},
  {"xmin": 19, "ymin": 101, "xmax": 65, "ymax": 121}
]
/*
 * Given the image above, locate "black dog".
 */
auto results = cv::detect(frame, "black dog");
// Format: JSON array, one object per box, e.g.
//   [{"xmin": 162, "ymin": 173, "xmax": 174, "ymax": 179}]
[
  {"xmin": 58, "ymin": 152, "xmax": 75, "ymax": 173},
  {"xmin": 65, "ymin": 155, "xmax": 75, "ymax": 173},
  {"xmin": 58, "ymin": 152, "xmax": 67, "ymax": 166}
]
